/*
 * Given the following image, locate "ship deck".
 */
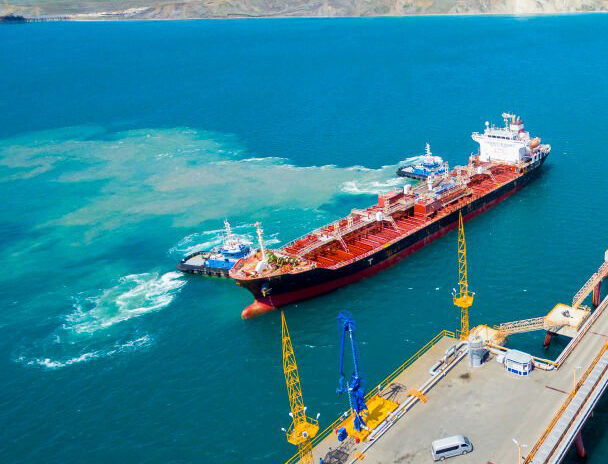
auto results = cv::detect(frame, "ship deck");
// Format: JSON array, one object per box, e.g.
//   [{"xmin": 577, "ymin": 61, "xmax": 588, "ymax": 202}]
[{"xmin": 282, "ymin": 163, "xmax": 520, "ymax": 269}]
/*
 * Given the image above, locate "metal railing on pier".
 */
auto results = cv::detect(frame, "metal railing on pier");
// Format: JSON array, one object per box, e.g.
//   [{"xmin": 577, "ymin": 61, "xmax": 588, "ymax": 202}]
[
  {"xmin": 494, "ymin": 317, "xmax": 545, "ymax": 335},
  {"xmin": 572, "ymin": 260, "xmax": 608, "ymax": 308},
  {"xmin": 284, "ymin": 329, "xmax": 455, "ymax": 464},
  {"xmin": 525, "ymin": 342, "xmax": 608, "ymax": 463}
]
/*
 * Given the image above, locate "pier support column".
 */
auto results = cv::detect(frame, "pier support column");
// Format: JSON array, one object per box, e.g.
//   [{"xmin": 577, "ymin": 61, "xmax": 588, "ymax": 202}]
[
  {"xmin": 592, "ymin": 279, "xmax": 602, "ymax": 308},
  {"xmin": 574, "ymin": 431, "xmax": 586, "ymax": 458},
  {"xmin": 544, "ymin": 331, "xmax": 557, "ymax": 349}
]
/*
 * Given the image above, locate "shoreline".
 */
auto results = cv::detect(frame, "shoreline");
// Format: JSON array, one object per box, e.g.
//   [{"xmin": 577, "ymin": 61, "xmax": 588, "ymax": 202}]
[{"xmin": 2, "ymin": 10, "xmax": 608, "ymax": 23}]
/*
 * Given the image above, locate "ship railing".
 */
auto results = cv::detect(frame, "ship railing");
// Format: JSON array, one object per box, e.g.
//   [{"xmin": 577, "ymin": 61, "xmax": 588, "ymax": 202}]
[
  {"xmin": 284, "ymin": 329, "xmax": 456, "ymax": 464},
  {"xmin": 282, "ymin": 177, "xmax": 457, "ymax": 259},
  {"xmin": 282, "ymin": 217, "xmax": 368, "ymax": 256},
  {"xmin": 494, "ymin": 317, "xmax": 546, "ymax": 335},
  {"xmin": 281, "ymin": 199, "xmax": 404, "ymax": 256},
  {"xmin": 524, "ymin": 341, "xmax": 608, "ymax": 463},
  {"xmin": 287, "ymin": 198, "xmax": 418, "ymax": 258}
]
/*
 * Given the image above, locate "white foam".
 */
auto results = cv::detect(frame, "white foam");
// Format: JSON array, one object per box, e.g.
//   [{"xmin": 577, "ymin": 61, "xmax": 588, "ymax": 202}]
[
  {"xmin": 341, "ymin": 177, "xmax": 404, "ymax": 195},
  {"xmin": 18, "ymin": 335, "xmax": 152, "ymax": 370},
  {"xmin": 399, "ymin": 155, "xmax": 424, "ymax": 165},
  {"xmin": 169, "ymin": 224, "xmax": 276, "ymax": 256},
  {"xmin": 66, "ymin": 272, "xmax": 186, "ymax": 334},
  {"xmin": 169, "ymin": 232, "xmax": 225, "ymax": 255}
]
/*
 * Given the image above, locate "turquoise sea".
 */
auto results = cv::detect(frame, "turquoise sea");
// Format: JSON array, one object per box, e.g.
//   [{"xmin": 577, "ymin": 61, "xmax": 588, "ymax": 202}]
[{"xmin": 1, "ymin": 15, "xmax": 608, "ymax": 463}]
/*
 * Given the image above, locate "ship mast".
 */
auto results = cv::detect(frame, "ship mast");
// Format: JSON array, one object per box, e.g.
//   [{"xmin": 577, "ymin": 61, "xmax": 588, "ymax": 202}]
[
  {"xmin": 256, "ymin": 221, "xmax": 267, "ymax": 261},
  {"xmin": 224, "ymin": 218, "xmax": 233, "ymax": 237}
]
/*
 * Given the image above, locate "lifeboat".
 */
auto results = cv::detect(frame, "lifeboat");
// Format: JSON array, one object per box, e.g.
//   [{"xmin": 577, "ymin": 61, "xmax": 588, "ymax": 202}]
[{"xmin": 529, "ymin": 138, "xmax": 541, "ymax": 149}]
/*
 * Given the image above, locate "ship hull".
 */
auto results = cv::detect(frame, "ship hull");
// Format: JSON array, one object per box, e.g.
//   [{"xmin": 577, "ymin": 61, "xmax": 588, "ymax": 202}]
[{"xmin": 238, "ymin": 158, "xmax": 545, "ymax": 318}]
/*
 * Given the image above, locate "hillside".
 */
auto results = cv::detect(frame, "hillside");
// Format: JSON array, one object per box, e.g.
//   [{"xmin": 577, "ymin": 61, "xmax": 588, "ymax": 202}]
[{"xmin": 2, "ymin": 0, "xmax": 608, "ymax": 21}]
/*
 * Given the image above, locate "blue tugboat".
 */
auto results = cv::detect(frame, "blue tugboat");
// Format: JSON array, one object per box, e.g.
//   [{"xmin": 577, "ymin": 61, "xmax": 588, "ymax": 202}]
[
  {"xmin": 396, "ymin": 143, "xmax": 447, "ymax": 180},
  {"xmin": 177, "ymin": 220, "xmax": 251, "ymax": 278}
]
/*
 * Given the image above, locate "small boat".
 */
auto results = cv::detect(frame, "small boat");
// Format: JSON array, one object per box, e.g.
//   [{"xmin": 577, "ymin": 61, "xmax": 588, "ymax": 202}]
[
  {"xmin": 177, "ymin": 219, "xmax": 251, "ymax": 278},
  {"xmin": 396, "ymin": 143, "xmax": 447, "ymax": 180}
]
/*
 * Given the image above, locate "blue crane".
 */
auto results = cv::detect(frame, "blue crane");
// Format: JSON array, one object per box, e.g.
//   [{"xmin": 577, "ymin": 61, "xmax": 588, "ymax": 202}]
[{"xmin": 337, "ymin": 312, "xmax": 367, "ymax": 432}]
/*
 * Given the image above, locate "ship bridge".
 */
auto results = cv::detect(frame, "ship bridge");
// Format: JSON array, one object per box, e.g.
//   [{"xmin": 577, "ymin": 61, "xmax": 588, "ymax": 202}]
[{"xmin": 471, "ymin": 112, "xmax": 549, "ymax": 165}]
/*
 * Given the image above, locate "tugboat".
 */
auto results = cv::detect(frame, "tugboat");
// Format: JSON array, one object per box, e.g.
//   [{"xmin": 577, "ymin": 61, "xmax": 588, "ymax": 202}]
[
  {"xmin": 396, "ymin": 143, "xmax": 447, "ymax": 180},
  {"xmin": 177, "ymin": 219, "xmax": 251, "ymax": 278}
]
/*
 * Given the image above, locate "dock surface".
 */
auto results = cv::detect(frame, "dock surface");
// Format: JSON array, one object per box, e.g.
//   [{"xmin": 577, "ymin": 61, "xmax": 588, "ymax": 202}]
[{"xmin": 308, "ymin": 294, "xmax": 608, "ymax": 464}]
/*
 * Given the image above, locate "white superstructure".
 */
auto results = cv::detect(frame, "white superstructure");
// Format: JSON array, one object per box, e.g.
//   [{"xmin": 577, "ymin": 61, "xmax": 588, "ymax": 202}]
[{"xmin": 472, "ymin": 113, "xmax": 550, "ymax": 165}]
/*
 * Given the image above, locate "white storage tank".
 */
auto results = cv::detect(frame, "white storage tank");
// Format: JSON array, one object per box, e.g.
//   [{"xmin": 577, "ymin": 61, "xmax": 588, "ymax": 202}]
[{"xmin": 468, "ymin": 336, "xmax": 486, "ymax": 367}]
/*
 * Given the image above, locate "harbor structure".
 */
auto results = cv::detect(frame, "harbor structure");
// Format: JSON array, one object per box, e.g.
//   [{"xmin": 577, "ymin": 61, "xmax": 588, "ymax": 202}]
[
  {"xmin": 281, "ymin": 223, "xmax": 608, "ymax": 464},
  {"xmin": 281, "ymin": 311, "xmax": 319, "ymax": 464},
  {"xmin": 232, "ymin": 113, "xmax": 551, "ymax": 319}
]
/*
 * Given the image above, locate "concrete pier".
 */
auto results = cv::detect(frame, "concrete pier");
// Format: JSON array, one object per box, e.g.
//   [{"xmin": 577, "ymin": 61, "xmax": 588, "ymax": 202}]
[{"xmin": 297, "ymin": 257, "xmax": 608, "ymax": 464}]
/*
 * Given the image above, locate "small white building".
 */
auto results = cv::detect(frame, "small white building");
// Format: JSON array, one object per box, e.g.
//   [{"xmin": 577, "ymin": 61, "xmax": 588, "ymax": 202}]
[{"xmin": 504, "ymin": 349, "xmax": 533, "ymax": 376}]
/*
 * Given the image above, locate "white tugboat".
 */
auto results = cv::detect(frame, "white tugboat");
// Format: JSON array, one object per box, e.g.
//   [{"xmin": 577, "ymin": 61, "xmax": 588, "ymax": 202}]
[
  {"xmin": 177, "ymin": 219, "xmax": 252, "ymax": 278},
  {"xmin": 396, "ymin": 143, "xmax": 447, "ymax": 180}
]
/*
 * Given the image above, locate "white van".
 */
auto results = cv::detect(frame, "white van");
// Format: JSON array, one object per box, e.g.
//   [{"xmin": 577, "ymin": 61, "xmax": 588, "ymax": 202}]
[{"xmin": 431, "ymin": 435, "xmax": 473, "ymax": 461}]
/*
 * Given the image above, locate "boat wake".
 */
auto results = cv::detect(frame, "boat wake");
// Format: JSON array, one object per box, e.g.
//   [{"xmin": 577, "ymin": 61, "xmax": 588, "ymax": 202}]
[
  {"xmin": 169, "ymin": 223, "xmax": 254, "ymax": 256},
  {"xmin": 16, "ymin": 335, "xmax": 152, "ymax": 370},
  {"xmin": 341, "ymin": 176, "xmax": 405, "ymax": 195},
  {"xmin": 65, "ymin": 271, "xmax": 186, "ymax": 334},
  {"xmin": 340, "ymin": 159, "xmax": 419, "ymax": 195},
  {"xmin": 169, "ymin": 225, "xmax": 280, "ymax": 257},
  {"xmin": 14, "ymin": 271, "xmax": 184, "ymax": 370}
]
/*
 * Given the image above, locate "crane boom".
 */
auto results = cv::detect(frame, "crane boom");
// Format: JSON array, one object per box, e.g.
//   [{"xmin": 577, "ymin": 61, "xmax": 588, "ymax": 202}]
[
  {"xmin": 453, "ymin": 211, "xmax": 474, "ymax": 339},
  {"xmin": 337, "ymin": 312, "xmax": 367, "ymax": 432},
  {"xmin": 281, "ymin": 311, "xmax": 318, "ymax": 464}
]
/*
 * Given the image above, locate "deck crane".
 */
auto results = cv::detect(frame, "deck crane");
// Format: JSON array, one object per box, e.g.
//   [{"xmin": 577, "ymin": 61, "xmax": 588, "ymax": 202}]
[
  {"xmin": 452, "ymin": 211, "xmax": 474, "ymax": 340},
  {"xmin": 281, "ymin": 311, "xmax": 319, "ymax": 464},
  {"xmin": 337, "ymin": 312, "xmax": 368, "ymax": 433}
]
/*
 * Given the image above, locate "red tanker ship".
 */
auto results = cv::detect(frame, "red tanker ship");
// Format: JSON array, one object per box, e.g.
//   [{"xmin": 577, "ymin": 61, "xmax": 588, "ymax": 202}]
[{"xmin": 230, "ymin": 114, "xmax": 551, "ymax": 318}]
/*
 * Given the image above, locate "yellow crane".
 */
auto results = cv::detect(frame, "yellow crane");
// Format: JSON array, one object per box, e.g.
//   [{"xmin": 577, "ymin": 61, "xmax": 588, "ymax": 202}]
[
  {"xmin": 281, "ymin": 311, "xmax": 319, "ymax": 464},
  {"xmin": 453, "ymin": 211, "xmax": 474, "ymax": 340}
]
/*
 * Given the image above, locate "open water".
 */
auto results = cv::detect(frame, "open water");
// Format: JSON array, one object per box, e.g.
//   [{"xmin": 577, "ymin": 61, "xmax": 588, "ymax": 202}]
[{"xmin": 1, "ymin": 14, "xmax": 608, "ymax": 463}]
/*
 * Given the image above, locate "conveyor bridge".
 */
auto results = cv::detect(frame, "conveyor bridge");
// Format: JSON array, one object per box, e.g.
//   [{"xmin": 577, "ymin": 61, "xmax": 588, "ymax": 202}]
[
  {"xmin": 572, "ymin": 260, "xmax": 608, "ymax": 308},
  {"xmin": 495, "ymin": 317, "xmax": 545, "ymax": 335}
]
